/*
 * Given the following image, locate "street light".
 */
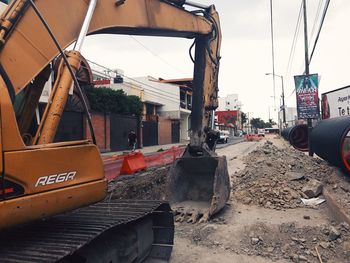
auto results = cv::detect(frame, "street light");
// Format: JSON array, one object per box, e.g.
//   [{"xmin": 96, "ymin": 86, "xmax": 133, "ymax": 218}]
[{"xmin": 265, "ymin": 73, "xmax": 286, "ymax": 127}]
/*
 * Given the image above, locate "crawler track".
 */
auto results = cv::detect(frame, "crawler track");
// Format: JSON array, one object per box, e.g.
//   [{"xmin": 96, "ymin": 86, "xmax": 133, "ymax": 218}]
[{"xmin": 0, "ymin": 200, "xmax": 174, "ymax": 263}]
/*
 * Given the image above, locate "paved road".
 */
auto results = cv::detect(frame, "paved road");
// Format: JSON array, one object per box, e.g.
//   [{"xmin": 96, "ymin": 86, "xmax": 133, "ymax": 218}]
[{"xmin": 216, "ymin": 136, "xmax": 245, "ymax": 149}]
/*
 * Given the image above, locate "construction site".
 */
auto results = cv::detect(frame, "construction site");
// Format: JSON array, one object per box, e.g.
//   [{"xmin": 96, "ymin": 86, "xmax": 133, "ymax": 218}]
[{"xmin": 0, "ymin": 0, "xmax": 349, "ymax": 262}]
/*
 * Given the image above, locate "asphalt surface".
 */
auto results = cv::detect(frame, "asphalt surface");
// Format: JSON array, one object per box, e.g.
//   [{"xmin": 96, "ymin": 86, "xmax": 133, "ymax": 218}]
[{"xmin": 216, "ymin": 136, "xmax": 245, "ymax": 149}]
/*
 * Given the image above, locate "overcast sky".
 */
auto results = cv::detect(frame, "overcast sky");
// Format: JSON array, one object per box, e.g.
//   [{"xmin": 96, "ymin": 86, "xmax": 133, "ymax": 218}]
[{"xmin": 82, "ymin": 0, "xmax": 350, "ymax": 121}]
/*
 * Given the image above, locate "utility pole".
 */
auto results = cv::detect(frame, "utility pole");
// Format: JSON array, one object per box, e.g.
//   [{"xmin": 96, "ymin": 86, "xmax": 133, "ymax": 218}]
[
  {"xmin": 270, "ymin": 0, "xmax": 276, "ymax": 110},
  {"xmin": 303, "ymin": 0, "xmax": 313, "ymax": 157},
  {"xmin": 281, "ymin": 76, "xmax": 286, "ymax": 126}
]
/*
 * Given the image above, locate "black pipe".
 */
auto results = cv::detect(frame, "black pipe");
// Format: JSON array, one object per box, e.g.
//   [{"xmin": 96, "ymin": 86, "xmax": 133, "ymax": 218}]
[
  {"xmin": 281, "ymin": 124, "xmax": 309, "ymax": 152},
  {"xmin": 310, "ymin": 116, "xmax": 350, "ymax": 173}
]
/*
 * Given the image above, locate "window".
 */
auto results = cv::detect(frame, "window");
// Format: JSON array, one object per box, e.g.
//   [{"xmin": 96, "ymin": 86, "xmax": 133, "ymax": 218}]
[{"xmin": 146, "ymin": 103, "xmax": 154, "ymax": 115}]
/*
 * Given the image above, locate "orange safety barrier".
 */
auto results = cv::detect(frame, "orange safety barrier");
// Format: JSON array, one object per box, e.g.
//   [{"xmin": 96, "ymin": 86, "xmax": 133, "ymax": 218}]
[
  {"xmin": 245, "ymin": 134, "xmax": 263, "ymax": 142},
  {"xmin": 120, "ymin": 152, "xmax": 147, "ymax": 175},
  {"xmin": 103, "ymin": 146, "xmax": 186, "ymax": 181}
]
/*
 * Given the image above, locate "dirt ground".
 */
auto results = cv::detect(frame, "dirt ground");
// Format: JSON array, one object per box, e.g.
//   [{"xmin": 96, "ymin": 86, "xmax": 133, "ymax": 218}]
[{"xmin": 109, "ymin": 135, "xmax": 350, "ymax": 263}]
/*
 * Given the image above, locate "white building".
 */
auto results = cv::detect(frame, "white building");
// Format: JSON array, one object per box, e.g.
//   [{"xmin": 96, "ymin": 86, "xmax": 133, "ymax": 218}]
[
  {"xmin": 279, "ymin": 106, "xmax": 298, "ymax": 127},
  {"xmin": 87, "ymin": 59, "xmax": 193, "ymax": 142},
  {"xmin": 218, "ymin": 94, "xmax": 242, "ymax": 111}
]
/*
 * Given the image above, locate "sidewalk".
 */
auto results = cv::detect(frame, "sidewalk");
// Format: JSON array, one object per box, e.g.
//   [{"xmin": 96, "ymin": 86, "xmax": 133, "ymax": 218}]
[{"xmin": 101, "ymin": 141, "xmax": 188, "ymax": 157}]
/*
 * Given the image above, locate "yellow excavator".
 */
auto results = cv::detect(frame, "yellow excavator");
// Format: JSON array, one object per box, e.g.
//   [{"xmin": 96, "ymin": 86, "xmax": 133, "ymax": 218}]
[{"xmin": 0, "ymin": 0, "xmax": 229, "ymax": 262}]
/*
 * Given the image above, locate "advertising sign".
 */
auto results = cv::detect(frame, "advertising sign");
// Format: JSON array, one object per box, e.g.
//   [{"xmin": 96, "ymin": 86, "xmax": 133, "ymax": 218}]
[
  {"xmin": 215, "ymin": 110, "xmax": 239, "ymax": 127},
  {"xmin": 294, "ymin": 74, "xmax": 320, "ymax": 119},
  {"xmin": 321, "ymin": 86, "xmax": 350, "ymax": 119}
]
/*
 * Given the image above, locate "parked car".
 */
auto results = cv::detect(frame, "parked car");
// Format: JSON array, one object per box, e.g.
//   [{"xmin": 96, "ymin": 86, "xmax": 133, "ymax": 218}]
[
  {"xmin": 217, "ymin": 130, "xmax": 229, "ymax": 143},
  {"xmin": 257, "ymin": 128, "xmax": 265, "ymax": 137}
]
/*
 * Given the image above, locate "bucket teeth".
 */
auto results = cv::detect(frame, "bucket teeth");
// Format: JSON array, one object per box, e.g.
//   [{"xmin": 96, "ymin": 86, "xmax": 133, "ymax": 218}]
[
  {"xmin": 187, "ymin": 211, "xmax": 200, "ymax": 223},
  {"xmin": 198, "ymin": 212, "xmax": 210, "ymax": 224}
]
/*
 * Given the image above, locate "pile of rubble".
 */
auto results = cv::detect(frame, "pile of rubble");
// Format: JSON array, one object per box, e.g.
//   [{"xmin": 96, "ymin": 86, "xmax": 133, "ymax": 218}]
[
  {"xmin": 232, "ymin": 141, "xmax": 337, "ymax": 210},
  {"xmin": 241, "ymin": 222, "xmax": 350, "ymax": 262},
  {"xmin": 108, "ymin": 166, "xmax": 169, "ymax": 200}
]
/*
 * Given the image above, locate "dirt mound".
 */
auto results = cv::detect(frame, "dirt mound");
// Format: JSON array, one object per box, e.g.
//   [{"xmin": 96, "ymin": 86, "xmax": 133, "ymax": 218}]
[
  {"xmin": 241, "ymin": 222, "xmax": 350, "ymax": 262},
  {"xmin": 108, "ymin": 166, "xmax": 170, "ymax": 200},
  {"xmin": 233, "ymin": 141, "xmax": 337, "ymax": 210}
]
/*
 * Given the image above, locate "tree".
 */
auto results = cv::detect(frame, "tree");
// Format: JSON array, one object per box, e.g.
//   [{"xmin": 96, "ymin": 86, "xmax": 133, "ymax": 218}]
[
  {"xmin": 84, "ymin": 85, "xmax": 143, "ymax": 116},
  {"xmin": 268, "ymin": 118, "xmax": 277, "ymax": 125},
  {"xmin": 250, "ymin": 118, "xmax": 273, "ymax": 129},
  {"xmin": 241, "ymin": 112, "xmax": 247, "ymax": 124},
  {"xmin": 250, "ymin": 118, "xmax": 265, "ymax": 129}
]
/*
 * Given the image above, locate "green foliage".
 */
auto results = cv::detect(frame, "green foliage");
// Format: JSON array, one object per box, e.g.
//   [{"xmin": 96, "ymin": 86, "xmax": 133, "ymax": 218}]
[
  {"xmin": 84, "ymin": 86, "xmax": 143, "ymax": 116},
  {"xmin": 250, "ymin": 117, "xmax": 272, "ymax": 129}
]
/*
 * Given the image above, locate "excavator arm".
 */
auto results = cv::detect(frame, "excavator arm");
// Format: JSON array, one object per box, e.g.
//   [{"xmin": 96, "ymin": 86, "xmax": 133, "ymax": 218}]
[{"xmin": 0, "ymin": 0, "xmax": 220, "ymax": 150}]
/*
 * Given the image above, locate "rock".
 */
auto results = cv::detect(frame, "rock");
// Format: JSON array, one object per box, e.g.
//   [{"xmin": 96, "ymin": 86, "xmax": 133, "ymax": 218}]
[
  {"xmin": 242, "ymin": 197, "xmax": 252, "ymax": 204},
  {"xmin": 343, "ymin": 241, "xmax": 350, "ymax": 250},
  {"xmin": 263, "ymin": 149, "xmax": 271, "ymax": 154},
  {"xmin": 251, "ymin": 237, "xmax": 259, "ymax": 245},
  {"xmin": 340, "ymin": 184, "xmax": 350, "ymax": 193},
  {"xmin": 267, "ymin": 247, "xmax": 274, "ymax": 253},
  {"xmin": 298, "ymin": 255, "xmax": 308, "ymax": 261},
  {"xmin": 319, "ymin": 241, "xmax": 330, "ymax": 249},
  {"xmin": 302, "ymin": 179, "xmax": 323, "ymax": 198},
  {"xmin": 328, "ymin": 226, "xmax": 341, "ymax": 241},
  {"xmin": 286, "ymin": 171, "xmax": 305, "ymax": 181},
  {"xmin": 303, "ymin": 215, "xmax": 311, "ymax": 220},
  {"xmin": 291, "ymin": 254, "xmax": 299, "ymax": 262},
  {"xmin": 340, "ymin": 222, "xmax": 350, "ymax": 231}
]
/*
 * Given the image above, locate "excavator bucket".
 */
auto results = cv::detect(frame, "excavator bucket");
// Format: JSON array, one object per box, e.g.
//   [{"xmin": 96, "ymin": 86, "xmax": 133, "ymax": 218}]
[{"xmin": 166, "ymin": 155, "xmax": 230, "ymax": 223}]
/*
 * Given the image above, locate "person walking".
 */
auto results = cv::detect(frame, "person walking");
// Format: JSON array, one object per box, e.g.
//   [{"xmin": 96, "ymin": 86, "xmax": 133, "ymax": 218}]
[{"xmin": 128, "ymin": 130, "xmax": 137, "ymax": 152}]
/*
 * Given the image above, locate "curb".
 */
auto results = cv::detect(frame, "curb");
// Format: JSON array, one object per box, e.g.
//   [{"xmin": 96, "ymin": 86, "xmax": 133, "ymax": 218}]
[{"xmin": 323, "ymin": 187, "xmax": 350, "ymax": 225}]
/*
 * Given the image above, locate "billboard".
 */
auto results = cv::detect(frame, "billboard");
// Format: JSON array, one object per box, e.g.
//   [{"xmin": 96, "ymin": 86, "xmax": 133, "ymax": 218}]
[
  {"xmin": 294, "ymin": 74, "xmax": 320, "ymax": 119},
  {"xmin": 215, "ymin": 110, "xmax": 239, "ymax": 127},
  {"xmin": 321, "ymin": 86, "xmax": 350, "ymax": 119}
]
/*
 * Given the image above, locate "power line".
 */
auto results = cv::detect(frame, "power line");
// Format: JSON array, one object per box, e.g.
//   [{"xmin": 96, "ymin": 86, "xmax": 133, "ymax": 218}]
[
  {"xmin": 87, "ymin": 59, "xmax": 180, "ymax": 100},
  {"xmin": 309, "ymin": 0, "xmax": 324, "ymax": 46},
  {"xmin": 309, "ymin": 0, "xmax": 330, "ymax": 63},
  {"xmin": 287, "ymin": 0, "xmax": 330, "ymax": 99},
  {"xmin": 87, "ymin": 60, "xmax": 182, "ymax": 103},
  {"xmin": 285, "ymin": 0, "xmax": 303, "ymax": 78},
  {"xmin": 129, "ymin": 36, "xmax": 187, "ymax": 75},
  {"xmin": 288, "ymin": 0, "xmax": 330, "ymax": 98}
]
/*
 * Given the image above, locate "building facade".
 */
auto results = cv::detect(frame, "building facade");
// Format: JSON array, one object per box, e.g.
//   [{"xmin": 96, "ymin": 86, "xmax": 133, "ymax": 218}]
[
  {"xmin": 88, "ymin": 60, "xmax": 192, "ymax": 148},
  {"xmin": 218, "ymin": 94, "xmax": 242, "ymax": 111}
]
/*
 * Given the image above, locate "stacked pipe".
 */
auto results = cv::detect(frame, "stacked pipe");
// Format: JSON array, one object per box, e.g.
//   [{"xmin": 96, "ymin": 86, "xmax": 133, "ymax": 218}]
[
  {"xmin": 281, "ymin": 124, "xmax": 308, "ymax": 152},
  {"xmin": 310, "ymin": 116, "xmax": 350, "ymax": 173}
]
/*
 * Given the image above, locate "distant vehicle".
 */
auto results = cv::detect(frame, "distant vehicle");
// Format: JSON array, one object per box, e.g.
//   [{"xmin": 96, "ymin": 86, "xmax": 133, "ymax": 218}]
[
  {"xmin": 217, "ymin": 130, "xmax": 229, "ymax": 143},
  {"xmin": 257, "ymin": 128, "xmax": 265, "ymax": 137},
  {"xmin": 236, "ymin": 130, "xmax": 243, "ymax": 137}
]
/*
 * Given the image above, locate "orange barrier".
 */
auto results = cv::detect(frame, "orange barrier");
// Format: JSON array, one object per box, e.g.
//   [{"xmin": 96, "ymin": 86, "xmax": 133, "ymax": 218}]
[
  {"xmin": 120, "ymin": 152, "xmax": 147, "ymax": 175},
  {"xmin": 103, "ymin": 146, "xmax": 185, "ymax": 181},
  {"xmin": 245, "ymin": 134, "xmax": 263, "ymax": 142}
]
